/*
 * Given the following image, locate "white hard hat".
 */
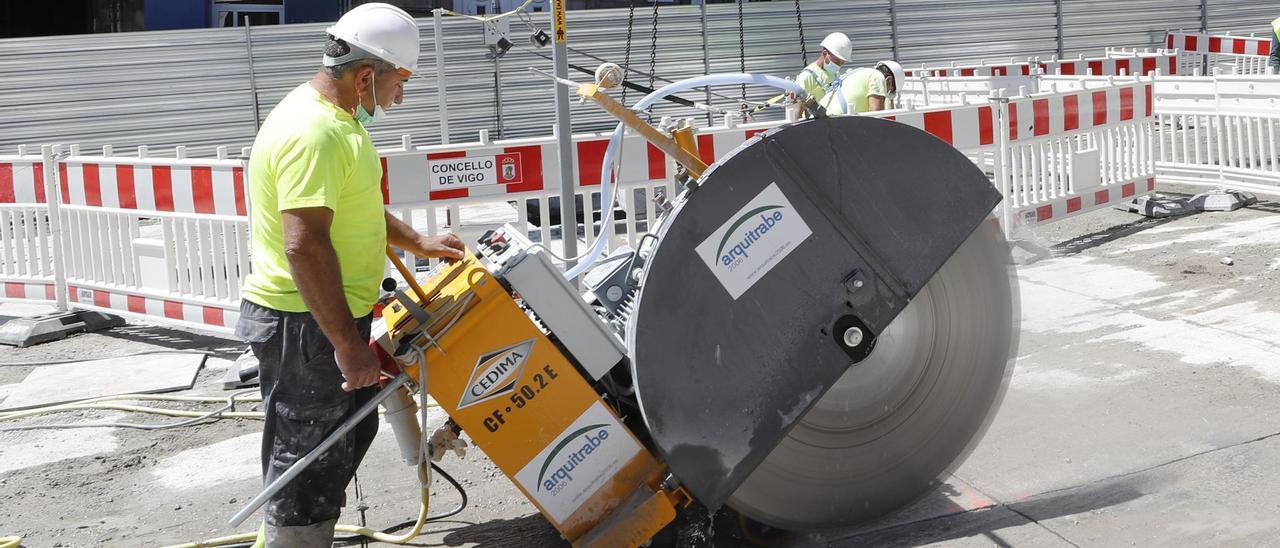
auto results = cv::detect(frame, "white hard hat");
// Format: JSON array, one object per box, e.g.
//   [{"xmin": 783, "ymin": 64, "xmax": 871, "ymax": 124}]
[
  {"xmin": 876, "ymin": 60, "xmax": 905, "ymax": 87},
  {"xmin": 820, "ymin": 32, "xmax": 853, "ymax": 63},
  {"xmin": 326, "ymin": 3, "xmax": 420, "ymax": 74}
]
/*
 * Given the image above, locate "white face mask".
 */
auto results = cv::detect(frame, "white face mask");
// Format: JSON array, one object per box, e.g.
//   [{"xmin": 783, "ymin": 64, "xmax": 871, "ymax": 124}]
[
  {"xmin": 825, "ymin": 61, "xmax": 840, "ymax": 74},
  {"xmin": 355, "ymin": 75, "xmax": 389, "ymax": 126}
]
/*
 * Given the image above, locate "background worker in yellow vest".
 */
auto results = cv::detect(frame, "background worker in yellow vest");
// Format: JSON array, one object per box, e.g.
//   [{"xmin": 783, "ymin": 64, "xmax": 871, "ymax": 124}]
[
  {"xmin": 791, "ymin": 32, "xmax": 853, "ymax": 117},
  {"xmin": 820, "ymin": 60, "xmax": 906, "ymax": 116},
  {"xmin": 237, "ymin": 4, "xmax": 465, "ymax": 546},
  {"xmin": 1270, "ymin": 17, "xmax": 1279, "ymax": 74}
]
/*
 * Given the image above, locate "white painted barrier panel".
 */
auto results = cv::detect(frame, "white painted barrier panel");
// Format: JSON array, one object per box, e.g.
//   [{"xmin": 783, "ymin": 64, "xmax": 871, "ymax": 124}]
[
  {"xmin": 0, "ymin": 74, "xmax": 1170, "ymax": 336},
  {"xmin": 56, "ymin": 147, "xmax": 249, "ymax": 334},
  {"xmin": 0, "ymin": 147, "xmax": 57, "ymax": 303},
  {"xmin": 996, "ymin": 77, "xmax": 1157, "ymax": 230},
  {"xmin": 1154, "ymin": 75, "xmax": 1280, "ymax": 198},
  {"xmin": 1166, "ymin": 31, "xmax": 1275, "ymax": 76},
  {"xmin": 905, "ymin": 51, "xmax": 1179, "ymax": 79}
]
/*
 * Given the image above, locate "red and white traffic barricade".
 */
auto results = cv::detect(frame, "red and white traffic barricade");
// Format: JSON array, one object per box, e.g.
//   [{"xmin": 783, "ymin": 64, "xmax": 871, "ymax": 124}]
[
  {"xmin": 378, "ymin": 120, "xmax": 779, "ymax": 253},
  {"xmin": 996, "ymin": 76, "xmax": 1157, "ymax": 230},
  {"xmin": 383, "ymin": 79, "xmax": 1160, "ymax": 253},
  {"xmin": 0, "ymin": 146, "xmax": 59, "ymax": 304},
  {"xmin": 56, "ymin": 145, "xmax": 248, "ymax": 335},
  {"xmin": 0, "ymin": 72, "xmax": 1173, "ymax": 338},
  {"xmin": 905, "ymin": 50, "xmax": 1178, "ymax": 79},
  {"xmin": 1166, "ymin": 31, "xmax": 1274, "ymax": 76}
]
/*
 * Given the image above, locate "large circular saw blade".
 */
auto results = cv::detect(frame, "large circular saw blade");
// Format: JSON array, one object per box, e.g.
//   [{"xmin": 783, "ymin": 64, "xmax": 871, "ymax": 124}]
[
  {"xmin": 624, "ymin": 115, "xmax": 1019, "ymax": 529},
  {"xmin": 726, "ymin": 218, "xmax": 1018, "ymax": 530}
]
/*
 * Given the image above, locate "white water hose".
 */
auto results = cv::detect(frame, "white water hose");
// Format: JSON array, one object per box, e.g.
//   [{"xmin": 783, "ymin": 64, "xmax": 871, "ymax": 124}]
[{"xmin": 562, "ymin": 73, "xmax": 806, "ymax": 281}]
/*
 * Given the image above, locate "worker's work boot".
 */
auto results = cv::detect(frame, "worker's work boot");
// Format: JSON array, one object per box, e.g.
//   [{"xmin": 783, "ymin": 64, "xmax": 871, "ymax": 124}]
[{"xmin": 264, "ymin": 518, "xmax": 337, "ymax": 548}]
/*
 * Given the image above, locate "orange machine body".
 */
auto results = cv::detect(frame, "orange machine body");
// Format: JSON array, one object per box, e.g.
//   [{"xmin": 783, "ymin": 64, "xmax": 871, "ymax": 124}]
[{"xmin": 375, "ymin": 250, "xmax": 685, "ymax": 546}]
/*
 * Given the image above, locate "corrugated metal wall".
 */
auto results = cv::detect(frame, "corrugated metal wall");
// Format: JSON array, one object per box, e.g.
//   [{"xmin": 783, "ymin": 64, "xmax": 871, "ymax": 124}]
[
  {"xmin": 1, "ymin": 0, "xmax": 1274, "ymax": 157},
  {"xmin": 1062, "ymin": 0, "xmax": 1203, "ymax": 55},
  {"xmin": 1205, "ymin": 0, "xmax": 1277, "ymax": 36}
]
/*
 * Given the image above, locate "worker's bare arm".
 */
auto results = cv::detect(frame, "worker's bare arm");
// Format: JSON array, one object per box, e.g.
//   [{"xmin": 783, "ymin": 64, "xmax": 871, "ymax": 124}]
[
  {"xmin": 283, "ymin": 206, "xmax": 381, "ymax": 391},
  {"xmin": 868, "ymin": 95, "xmax": 886, "ymax": 112},
  {"xmin": 384, "ymin": 210, "xmax": 465, "ymax": 261}
]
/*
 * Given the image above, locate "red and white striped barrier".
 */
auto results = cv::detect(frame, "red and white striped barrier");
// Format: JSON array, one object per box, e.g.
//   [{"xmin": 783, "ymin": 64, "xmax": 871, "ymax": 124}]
[
  {"xmin": 997, "ymin": 78, "xmax": 1157, "ymax": 230},
  {"xmin": 905, "ymin": 51, "xmax": 1178, "ymax": 78},
  {"xmin": 51, "ymin": 150, "xmax": 249, "ymax": 335},
  {"xmin": 1, "ymin": 74, "xmax": 1166, "ymax": 335},
  {"xmin": 67, "ymin": 284, "xmax": 238, "ymax": 333},
  {"xmin": 0, "ymin": 150, "xmax": 58, "ymax": 304},
  {"xmin": 1167, "ymin": 31, "xmax": 1273, "ymax": 58},
  {"xmin": 1166, "ymin": 31, "xmax": 1274, "ymax": 76},
  {"xmin": 0, "ymin": 157, "xmax": 48, "ymax": 205},
  {"xmin": 378, "ymin": 122, "xmax": 779, "ymax": 207},
  {"xmin": 59, "ymin": 158, "xmax": 247, "ymax": 217}
]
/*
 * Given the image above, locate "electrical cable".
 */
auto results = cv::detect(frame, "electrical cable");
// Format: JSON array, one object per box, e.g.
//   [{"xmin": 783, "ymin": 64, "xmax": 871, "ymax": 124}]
[
  {"xmin": 512, "ymin": 9, "xmax": 766, "ymax": 110},
  {"xmin": 0, "ymin": 391, "xmax": 440, "ymax": 430},
  {"xmin": 0, "ymin": 349, "xmax": 210, "ymax": 367},
  {"xmin": 163, "ymin": 462, "xmax": 468, "ymax": 548},
  {"xmin": 0, "ymin": 389, "xmax": 260, "ymax": 432},
  {"xmin": 513, "ymin": 44, "xmax": 704, "ymax": 110},
  {"xmin": 437, "ymin": 0, "xmax": 535, "ymax": 23}
]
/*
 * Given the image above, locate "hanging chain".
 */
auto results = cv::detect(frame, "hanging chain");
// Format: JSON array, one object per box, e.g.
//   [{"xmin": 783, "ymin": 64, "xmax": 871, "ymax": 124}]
[
  {"xmin": 647, "ymin": 0, "xmax": 660, "ymax": 122},
  {"xmin": 621, "ymin": 1, "xmax": 637, "ymax": 107},
  {"xmin": 737, "ymin": 0, "xmax": 747, "ymax": 107},
  {"xmin": 795, "ymin": 0, "xmax": 808, "ymax": 66}
]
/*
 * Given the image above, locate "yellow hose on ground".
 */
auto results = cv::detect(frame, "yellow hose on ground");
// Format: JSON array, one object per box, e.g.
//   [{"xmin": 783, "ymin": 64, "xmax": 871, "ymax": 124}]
[
  {"xmin": 0, "ymin": 535, "xmax": 21, "ymax": 548},
  {"xmin": 160, "ymin": 463, "xmax": 432, "ymax": 548}
]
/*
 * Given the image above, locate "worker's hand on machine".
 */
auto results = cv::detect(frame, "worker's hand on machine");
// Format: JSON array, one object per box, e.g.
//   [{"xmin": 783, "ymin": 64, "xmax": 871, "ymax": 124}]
[
  {"xmin": 428, "ymin": 423, "xmax": 468, "ymax": 462},
  {"xmin": 335, "ymin": 343, "xmax": 383, "ymax": 392},
  {"xmin": 410, "ymin": 234, "xmax": 466, "ymax": 263}
]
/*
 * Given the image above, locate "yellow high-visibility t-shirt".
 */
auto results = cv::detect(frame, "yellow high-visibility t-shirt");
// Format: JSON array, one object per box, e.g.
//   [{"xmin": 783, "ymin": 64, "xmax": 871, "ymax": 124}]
[
  {"xmin": 821, "ymin": 67, "xmax": 889, "ymax": 116},
  {"xmin": 241, "ymin": 83, "xmax": 387, "ymax": 317},
  {"xmin": 796, "ymin": 61, "xmax": 837, "ymax": 102}
]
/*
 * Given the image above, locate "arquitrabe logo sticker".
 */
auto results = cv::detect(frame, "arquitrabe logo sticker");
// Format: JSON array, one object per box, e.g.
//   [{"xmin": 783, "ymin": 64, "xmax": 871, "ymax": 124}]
[
  {"xmin": 536, "ymin": 423, "xmax": 611, "ymax": 494},
  {"xmin": 457, "ymin": 339, "xmax": 534, "ymax": 410},
  {"xmin": 514, "ymin": 402, "xmax": 641, "ymax": 524},
  {"xmin": 695, "ymin": 182, "xmax": 812, "ymax": 299}
]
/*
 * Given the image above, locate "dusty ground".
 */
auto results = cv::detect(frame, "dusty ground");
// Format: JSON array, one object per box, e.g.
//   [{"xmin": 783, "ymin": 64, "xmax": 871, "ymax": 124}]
[{"xmin": 2, "ymin": 188, "xmax": 1280, "ymax": 547}]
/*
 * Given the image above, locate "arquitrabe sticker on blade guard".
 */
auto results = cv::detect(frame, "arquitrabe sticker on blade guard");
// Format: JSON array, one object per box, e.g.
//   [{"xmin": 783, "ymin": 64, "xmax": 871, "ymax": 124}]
[
  {"xmin": 514, "ymin": 401, "xmax": 643, "ymax": 524},
  {"xmin": 695, "ymin": 182, "xmax": 813, "ymax": 299}
]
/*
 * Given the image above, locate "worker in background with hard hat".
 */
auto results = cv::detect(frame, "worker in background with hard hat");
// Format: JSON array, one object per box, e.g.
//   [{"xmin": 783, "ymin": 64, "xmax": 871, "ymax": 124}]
[
  {"xmin": 235, "ymin": 3, "xmax": 464, "ymax": 546},
  {"xmin": 1270, "ymin": 16, "xmax": 1279, "ymax": 74},
  {"xmin": 820, "ymin": 60, "xmax": 906, "ymax": 116},
  {"xmin": 792, "ymin": 32, "xmax": 853, "ymax": 116}
]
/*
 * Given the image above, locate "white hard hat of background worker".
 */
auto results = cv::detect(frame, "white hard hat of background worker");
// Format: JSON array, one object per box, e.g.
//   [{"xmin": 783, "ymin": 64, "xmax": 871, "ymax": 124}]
[
  {"xmin": 819, "ymin": 32, "xmax": 853, "ymax": 71},
  {"xmin": 323, "ymin": 2, "xmax": 420, "ymax": 125},
  {"xmin": 875, "ymin": 60, "xmax": 906, "ymax": 106}
]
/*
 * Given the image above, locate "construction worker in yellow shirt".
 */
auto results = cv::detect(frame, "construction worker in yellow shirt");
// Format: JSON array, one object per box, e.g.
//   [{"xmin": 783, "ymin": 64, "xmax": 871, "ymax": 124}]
[
  {"xmin": 820, "ymin": 60, "xmax": 906, "ymax": 116},
  {"xmin": 791, "ymin": 32, "xmax": 853, "ymax": 117}
]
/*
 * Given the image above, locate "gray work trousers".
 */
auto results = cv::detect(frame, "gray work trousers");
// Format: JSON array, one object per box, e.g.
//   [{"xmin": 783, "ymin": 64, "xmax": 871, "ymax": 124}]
[{"xmin": 236, "ymin": 299, "xmax": 379, "ymax": 547}]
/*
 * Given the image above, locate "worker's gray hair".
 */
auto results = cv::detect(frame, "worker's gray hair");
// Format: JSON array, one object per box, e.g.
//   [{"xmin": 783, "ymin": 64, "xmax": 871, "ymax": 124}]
[{"xmin": 323, "ymin": 36, "xmax": 395, "ymax": 79}]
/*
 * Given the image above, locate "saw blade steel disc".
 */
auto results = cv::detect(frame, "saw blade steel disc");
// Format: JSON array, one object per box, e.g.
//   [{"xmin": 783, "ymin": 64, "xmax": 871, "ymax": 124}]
[{"xmin": 725, "ymin": 219, "xmax": 1019, "ymax": 530}]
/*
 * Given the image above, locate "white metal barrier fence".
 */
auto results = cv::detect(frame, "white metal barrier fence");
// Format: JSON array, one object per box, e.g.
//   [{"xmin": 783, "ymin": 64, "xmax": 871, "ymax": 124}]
[
  {"xmin": 998, "ymin": 76, "xmax": 1156, "ymax": 230},
  {"xmin": 1166, "ymin": 31, "xmax": 1275, "ymax": 75},
  {"xmin": 904, "ymin": 50, "xmax": 1179, "ymax": 79},
  {"xmin": 3, "ymin": 76, "xmax": 1159, "ymax": 335},
  {"xmin": 0, "ymin": 146, "xmax": 59, "ymax": 305},
  {"xmin": 55, "ymin": 146, "xmax": 250, "ymax": 334},
  {"xmin": 1154, "ymin": 74, "xmax": 1280, "ymax": 197}
]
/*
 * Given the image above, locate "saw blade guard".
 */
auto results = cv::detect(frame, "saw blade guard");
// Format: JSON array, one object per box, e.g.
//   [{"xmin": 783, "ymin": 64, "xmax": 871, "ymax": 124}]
[{"xmin": 624, "ymin": 114, "xmax": 1018, "ymax": 523}]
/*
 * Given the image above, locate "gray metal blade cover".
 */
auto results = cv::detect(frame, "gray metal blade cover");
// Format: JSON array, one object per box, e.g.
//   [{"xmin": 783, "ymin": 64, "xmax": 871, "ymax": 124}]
[{"xmin": 625, "ymin": 115, "xmax": 1002, "ymax": 510}]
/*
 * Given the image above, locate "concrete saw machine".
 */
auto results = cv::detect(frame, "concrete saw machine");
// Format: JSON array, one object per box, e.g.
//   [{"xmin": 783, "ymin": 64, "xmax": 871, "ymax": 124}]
[{"xmin": 230, "ymin": 73, "xmax": 1019, "ymax": 546}]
